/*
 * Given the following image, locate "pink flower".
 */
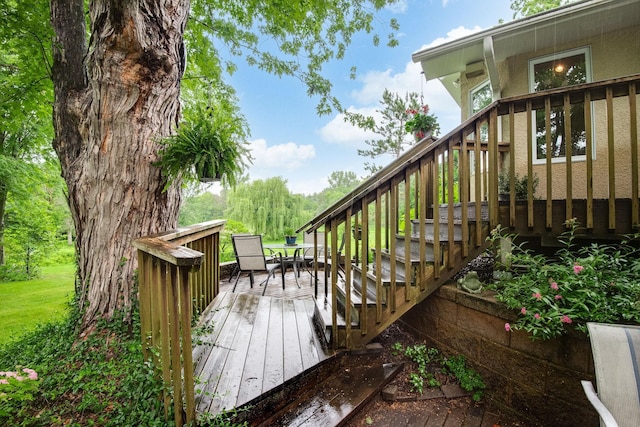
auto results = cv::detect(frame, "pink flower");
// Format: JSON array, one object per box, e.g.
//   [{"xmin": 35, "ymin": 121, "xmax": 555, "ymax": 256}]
[
  {"xmin": 532, "ymin": 292, "xmax": 542, "ymax": 300},
  {"xmin": 22, "ymin": 368, "xmax": 38, "ymax": 381},
  {"xmin": 534, "ymin": 313, "xmax": 541, "ymax": 319},
  {"xmin": 573, "ymin": 264, "xmax": 584, "ymax": 274},
  {"xmin": 505, "ymin": 323, "xmax": 512, "ymax": 332},
  {"xmin": 561, "ymin": 315, "xmax": 573, "ymax": 324},
  {"xmin": 0, "ymin": 379, "xmax": 7, "ymax": 385},
  {"xmin": 550, "ymin": 282, "xmax": 559, "ymax": 290},
  {"xmin": 520, "ymin": 307, "xmax": 527, "ymax": 315},
  {"xmin": 555, "ymin": 294, "xmax": 562, "ymax": 300}
]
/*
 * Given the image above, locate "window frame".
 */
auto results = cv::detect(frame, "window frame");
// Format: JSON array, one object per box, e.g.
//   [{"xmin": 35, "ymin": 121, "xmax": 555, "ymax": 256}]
[{"xmin": 528, "ymin": 46, "xmax": 594, "ymax": 164}]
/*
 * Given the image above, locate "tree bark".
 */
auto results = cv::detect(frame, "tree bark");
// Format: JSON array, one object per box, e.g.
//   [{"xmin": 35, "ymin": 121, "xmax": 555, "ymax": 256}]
[{"xmin": 51, "ymin": 0, "xmax": 188, "ymax": 329}]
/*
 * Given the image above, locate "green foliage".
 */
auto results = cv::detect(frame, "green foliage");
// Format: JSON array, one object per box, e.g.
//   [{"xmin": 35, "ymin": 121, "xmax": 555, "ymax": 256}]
[
  {"xmin": 441, "ymin": 355, "xmax": 485, "ymax": 401},
  {"xmin": 187, "ymin": 0, "xmax": 400, "ymax": 116},
  {"xmin": 346, "ymin": 90, "xmax": 429, "ymax": 175},
  {"xmin": 307, "ymin": 171, "xmax": 362, "ymax": 214},
  {"xmin": 490, "ymin": 220, "xmax": 640, "ymax": 340},
  {"xmin": 0, "ymin": 367, "xmax": 40, "ymax": 419},
  {"xmin": 391, "ymin": 342, "xmax": 403, "ymax": 356},
  {"xmin": 510, "ymin": 0, "xmax": 572, "ymax": 18},
  {"xmin": 179, "ymin": 191, "xmax": 227, "ymax": 227},
  {"xmin": 498, "ymin": 171, "xmax": 539, "ymax": 199},
  {"xmin": 0, "ymin": 304, "xmax": 170, "ymax": 426},
  {"xmin": 393, "ymin": 343, "xmax": 483, "ymax": 399},
  {"xmin": 225, "ymin": 177, "xmax": 312, "ymax": 240},
  {"xmin": 156, "ymin": 93, "xmax": 252, "ymax": 189},
  {"xmin": 404, "ymin": 344, "xmax": 441, "ymax": 377},
  {"xmin": 404, "ymin": 105, "xmax": 440, "ymax": 137},
  {"xmin": 198, "ymin": 407, "xmax": 249, "ymax": 427},
  {"xmin": 408, "ymin": 372, "xmax": 424, "ymax": 394}
]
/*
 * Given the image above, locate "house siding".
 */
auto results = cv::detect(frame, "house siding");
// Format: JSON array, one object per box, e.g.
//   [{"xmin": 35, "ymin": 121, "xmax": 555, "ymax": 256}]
[{"xmin": 499, "ymin": 26, "xmax": 640, "ymax": 200}]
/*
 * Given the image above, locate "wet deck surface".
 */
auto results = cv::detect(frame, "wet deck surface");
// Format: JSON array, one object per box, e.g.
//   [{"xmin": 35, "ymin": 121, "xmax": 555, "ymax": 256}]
[
  {"xmin": 193, "ymin": 269, "xmax": 333, "ymax": 415},
  {"xmin": 196, "ymin": 267, "xmax": 528, "ymax": 426}
]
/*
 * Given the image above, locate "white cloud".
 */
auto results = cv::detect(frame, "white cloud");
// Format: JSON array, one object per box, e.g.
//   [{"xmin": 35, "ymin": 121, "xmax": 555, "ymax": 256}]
[
  {"xmin": 318, "ymin": 106, "xmax": 378, "ymax": 146},
  {"xmin": 248, "ymin": 139, "xmax": 315, "ymax": 174},
  {"xmin": 318, "ymin": 24, "xmax": 492, "ymax": 146},
  {"xmin": 319, "ymin": 59, "xmax": 462, "ymax": 145},
  {"xmin": 419, "ymin": 25, "xmax": 483, "ymax": 50}
]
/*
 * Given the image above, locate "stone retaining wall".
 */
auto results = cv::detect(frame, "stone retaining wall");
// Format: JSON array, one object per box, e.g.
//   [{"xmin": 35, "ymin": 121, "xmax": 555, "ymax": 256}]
[{"xmin": 400, "ymin": 283, "xmax": 599, "ymax": 426}]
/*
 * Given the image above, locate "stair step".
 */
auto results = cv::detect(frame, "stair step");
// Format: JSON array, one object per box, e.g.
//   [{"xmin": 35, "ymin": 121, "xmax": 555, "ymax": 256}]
[
  {"xmin": 438, "ymin": 201, "xmax": 489, "ymax": 222},
  {"xmin": 312, "ymin": 293, "xmax": 358, "ymax": 345},
  {"xmin": 353, "ymin": 265, "xmax": 403, "ymax": 303},
  {"xmin": 410, "ymin": 218, "xmax": 463, "ymax": 241},
  {"xmin": 371, "ymin": 247, "xmax": 436, "ymax": 282},
  {"xmin": 392, "ymin": 237, "xmax": 438, "ymax": 261},
  {"xmin": 256, "ymin": 354, "xmax": 403, "ymax": 427}
]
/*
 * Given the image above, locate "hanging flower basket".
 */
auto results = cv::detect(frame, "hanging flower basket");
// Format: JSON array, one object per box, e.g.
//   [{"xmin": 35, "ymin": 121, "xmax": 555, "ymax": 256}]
[
  {"xmin": 405, "ymin": 105, "xmax": 440, "ymax": 142},
  {"xmin": 413, "ymin": 129, "xmax": 433, "ymax": 142}
]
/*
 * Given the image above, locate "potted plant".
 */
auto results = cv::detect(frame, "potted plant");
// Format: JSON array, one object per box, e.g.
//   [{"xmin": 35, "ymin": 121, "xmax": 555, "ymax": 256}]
[
  {"xmin": 284, "ymin": 227, "xmax": 298, "ymax": 245},
  {"xmin": 405, "ymin": 104, "xmax": 440, "ymax": 142},
  {"xmin": 155, "ymin": 98, "xmax": 252, "ymax": 188},
  {"xmin": 498, "ymin": 170, "xmax": 539, "ymax": 200}
]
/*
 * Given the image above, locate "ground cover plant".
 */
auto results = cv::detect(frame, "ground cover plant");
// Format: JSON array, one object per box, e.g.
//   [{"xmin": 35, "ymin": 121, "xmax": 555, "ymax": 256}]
[
  {"xmin": 0, "ymin": 303, "xmax": 171, "ymax": 426},
  {"xmin": 392, "ymin": 343, "xmax": 485, "ymax": 401},
  {"xmin": 489, "ymin": 220, "xmax": 640, "ymax": 340}
]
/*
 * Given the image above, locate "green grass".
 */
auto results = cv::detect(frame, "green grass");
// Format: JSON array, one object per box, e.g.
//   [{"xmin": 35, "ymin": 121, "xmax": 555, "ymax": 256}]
[{"xmin": 0, "ymin": 263, "xmax": 75, "ymax": 342}]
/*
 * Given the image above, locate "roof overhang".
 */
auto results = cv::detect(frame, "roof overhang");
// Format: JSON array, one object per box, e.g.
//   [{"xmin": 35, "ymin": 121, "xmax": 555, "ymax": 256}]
[{"xmin": 412, "ymin": 0, "xmax": 640, "ymax": 105}]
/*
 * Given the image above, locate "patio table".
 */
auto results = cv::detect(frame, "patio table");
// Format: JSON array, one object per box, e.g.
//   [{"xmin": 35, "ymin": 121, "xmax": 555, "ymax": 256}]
[{"xmin": 263, "ymin": 243, "xmax": 315, "ymax": 288}]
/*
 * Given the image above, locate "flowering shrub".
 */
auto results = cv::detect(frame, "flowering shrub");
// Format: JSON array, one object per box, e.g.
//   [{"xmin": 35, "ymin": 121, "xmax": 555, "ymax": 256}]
[
  {"xmin": 0, "ymin": 367, "xmax": 39, "ymax": 418},
  {"xmin": 490, "ymin": 220, "xmax": 640, "ymax": 340},
  {"xmin": 404, "ymin": 105, "xmax": 440, "ymax": 139}
]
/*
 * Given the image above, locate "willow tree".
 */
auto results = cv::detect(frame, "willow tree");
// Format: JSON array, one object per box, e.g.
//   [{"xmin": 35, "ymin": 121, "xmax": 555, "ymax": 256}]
[{"xmin": 49, "ymin": 0, "xmax": 400, "ymax": 329}]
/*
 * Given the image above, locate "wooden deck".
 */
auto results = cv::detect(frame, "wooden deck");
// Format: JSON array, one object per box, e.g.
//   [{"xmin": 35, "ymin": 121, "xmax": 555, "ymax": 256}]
[{"xmin": 193, "ymin": 269, "xmax": 334, "ymax": 416}]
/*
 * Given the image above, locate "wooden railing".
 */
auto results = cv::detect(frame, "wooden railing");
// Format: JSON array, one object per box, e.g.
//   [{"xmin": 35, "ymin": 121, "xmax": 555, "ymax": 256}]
[
  {"xmin": 133, "ymin": 220, "xmax": 225, "ymax": 426},
  {"xmin": 300, "ymin": 74, "xmax": 640, "ymax": 349}
]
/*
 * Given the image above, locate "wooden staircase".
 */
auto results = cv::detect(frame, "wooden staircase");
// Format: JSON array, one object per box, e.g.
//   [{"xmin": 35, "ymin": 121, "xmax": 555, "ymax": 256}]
[
  {"xmin": 312, "ymin": 213, "xmax": 490, "ymax": 350},
  {"xmin": 298, "ymin": 75, "xmax": 640, "ymax": 352}
]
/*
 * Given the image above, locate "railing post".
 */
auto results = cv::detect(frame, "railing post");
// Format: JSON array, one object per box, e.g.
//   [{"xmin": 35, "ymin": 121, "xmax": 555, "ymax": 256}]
[{"xmin": 133, "ymin": 220, "xmax": 224, "ymax": 426}]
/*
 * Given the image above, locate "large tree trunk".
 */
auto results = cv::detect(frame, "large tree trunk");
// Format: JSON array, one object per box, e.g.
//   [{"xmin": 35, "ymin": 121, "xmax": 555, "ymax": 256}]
[{"xmin": 51, "ymin": 0, "xmax": 189, "ymax": 329}]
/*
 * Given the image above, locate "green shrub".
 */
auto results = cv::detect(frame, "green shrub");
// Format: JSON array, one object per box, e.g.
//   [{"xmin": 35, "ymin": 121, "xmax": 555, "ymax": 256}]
[
  {"xmin": 0, "ymin": 304, "xmax": 170, "ymax": 426},
  {"xmin": 442, "ymin": 355, "xmax": 485, "ymax": 401},
  {"xmin": 489, "ymin": 220, "xmax": 640, "ymax": 340}
]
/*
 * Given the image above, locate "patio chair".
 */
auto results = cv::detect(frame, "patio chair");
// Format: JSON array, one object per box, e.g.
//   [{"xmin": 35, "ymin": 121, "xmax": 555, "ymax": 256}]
[
  {"xmin": 227, "ymin": 233, "xmax": 251, "ymax": 282},
  {"xmin": 581, "ymin": 322, "xmax": 640, "ymax": 427},
  {"xmin": 322, "ymin": 231, "xmax": 346, "ymax": 280},
  {"xmin": 300, "ymin": 231, "xmax": 323, "ymax": 264},
  {"xmin": 231, "ymin": 234, "xmax": 284, "ymax": 295}
]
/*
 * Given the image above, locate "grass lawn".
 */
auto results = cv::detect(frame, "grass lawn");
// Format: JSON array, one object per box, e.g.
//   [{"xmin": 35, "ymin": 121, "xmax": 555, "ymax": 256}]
[{"xmin": 0, "ymin": 263, "xmax": 75, "ymax": 343}]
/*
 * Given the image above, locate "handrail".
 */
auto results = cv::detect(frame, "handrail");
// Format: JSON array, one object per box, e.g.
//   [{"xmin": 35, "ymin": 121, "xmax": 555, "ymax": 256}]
[{"xmin": 133, "ymin": 219, "xmax": 225, "ymax": 427}]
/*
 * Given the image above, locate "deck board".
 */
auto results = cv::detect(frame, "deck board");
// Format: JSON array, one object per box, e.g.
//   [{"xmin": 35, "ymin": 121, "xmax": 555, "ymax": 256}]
[
  {"xmin": 263, "ymin": 297, "xmax": 285, "ymax": 392},
  {"xmin": 195, "ymin": 293, "xmax": 248, "ymax": 413},
  {"xmin": 193, "ymin": 279, "xmax": 335, "ymax": 417},
  {"xmin": 294, "ymin": 299, "xmax": 321, "ymax": 371},
  {"xmin": 211, "ymin": 294, "xmax": 260, "ymax": 412},
  {"xmin": 237, "ymin": 296, "xmax": 271, "ymax": 406},
  {"xmin": 283, "ymin": 299, "xmax": 304, "ymax": 382}
]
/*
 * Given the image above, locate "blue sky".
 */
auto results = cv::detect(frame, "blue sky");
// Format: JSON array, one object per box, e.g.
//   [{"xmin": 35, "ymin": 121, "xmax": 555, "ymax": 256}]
[{"xmin": 209, "ymin": 0, "xmax": 514, "ymax": 195}]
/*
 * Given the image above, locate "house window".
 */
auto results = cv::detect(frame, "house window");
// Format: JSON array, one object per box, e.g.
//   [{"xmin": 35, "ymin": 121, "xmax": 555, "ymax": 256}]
[
  {"xmin": 469, "ymin": 81, "xmax": 492, "ymax": 141},
  {"xmin": 529, "ymin": 47, "xmax": 592, "ymax": 162}
]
